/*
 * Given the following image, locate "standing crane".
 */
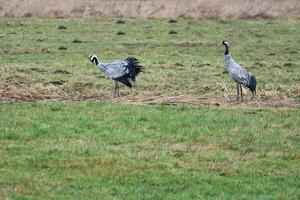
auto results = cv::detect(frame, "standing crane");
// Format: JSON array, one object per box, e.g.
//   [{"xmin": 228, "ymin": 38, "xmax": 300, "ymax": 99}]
[
  {"xmin": 89, "ymin": 55, "xmax": 143, "ymax": 98},
  {"xmin": 222, "ymin": 41, "xmax": 256, "ymax": 101}
]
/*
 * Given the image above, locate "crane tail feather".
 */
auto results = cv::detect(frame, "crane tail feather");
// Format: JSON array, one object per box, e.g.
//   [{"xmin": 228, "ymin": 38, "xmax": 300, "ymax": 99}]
[
  {"xmin": 114, "ymin": 76, "xmax": 132, "ymax": 88},
  {"xmin": 247, "ymin": 75, "xmax": 257, "ymax": 94},
  {"xmin": 125, "ymin": 57, "xmax": 143, "ymax": 81}
]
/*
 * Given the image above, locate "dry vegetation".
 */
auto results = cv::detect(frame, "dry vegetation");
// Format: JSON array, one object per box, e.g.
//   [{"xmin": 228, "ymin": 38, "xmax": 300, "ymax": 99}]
[
  {"xmin": 0, "ymin": 18, "xmax": 299, "ymax": 108},
  {"xmin": 0, "ymin": 0, "xmax": 299, "ymax": 19}
]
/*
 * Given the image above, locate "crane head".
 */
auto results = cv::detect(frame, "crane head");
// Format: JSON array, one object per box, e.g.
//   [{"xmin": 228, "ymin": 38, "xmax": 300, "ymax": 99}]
[
  {"xmin": 89, "ymin": 55, "xmax": 98, "ymax": 64},
  {"xmin": 222, "ymin": 41, "xmax": 229, "ymax": 47}
]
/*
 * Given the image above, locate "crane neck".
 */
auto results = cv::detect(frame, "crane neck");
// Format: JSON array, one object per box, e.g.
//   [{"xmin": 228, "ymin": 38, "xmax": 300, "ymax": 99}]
[
  {"xmin": 224, "ymin": 53, "xmax": 234, "ymax": 63},
  {"xmin": 224, "ymin": 45, "xmax": 229, "ymax": 55},
  {"xmin": 92, "ymin": 57, "xmax": 99, "ymax": 65},
  {"xmin": 96, "ymin": 62, "xmax": 107, "ymax": 72}
]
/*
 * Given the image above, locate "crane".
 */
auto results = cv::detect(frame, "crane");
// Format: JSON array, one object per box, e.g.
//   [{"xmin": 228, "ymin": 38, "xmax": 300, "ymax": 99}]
[
  {"xmin": 222, "ymin": 41, "xmax": 256, "ymax": 101},
  {"xmin": 89, "ymin": 55, "xmax": 143, "ymax": 97}
]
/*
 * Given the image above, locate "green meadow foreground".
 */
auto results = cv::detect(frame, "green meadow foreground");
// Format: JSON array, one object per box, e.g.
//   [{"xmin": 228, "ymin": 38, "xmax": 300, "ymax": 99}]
[{"xmin": 0, "ymin": 102, "xmax": 299, "ymax": 199}]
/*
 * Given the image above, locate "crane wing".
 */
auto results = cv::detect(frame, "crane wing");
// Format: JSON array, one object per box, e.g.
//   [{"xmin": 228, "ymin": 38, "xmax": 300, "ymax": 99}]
[
  {"xmin": 229, "ymin": 62, "xmax": 251, "ymax": 85},
  {"xmin": 105, "ymin": 61, "xmax": 129, "ymax": 79}
]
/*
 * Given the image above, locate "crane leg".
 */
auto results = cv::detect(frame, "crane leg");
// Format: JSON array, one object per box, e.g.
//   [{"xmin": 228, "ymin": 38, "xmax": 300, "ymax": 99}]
[
  {"xmin": 251, "ymin": 90, "xmax": 255, "ymax": 100},
  {"xmin": 117, "ymin": 82, "xmax": 120, "ymax": 98},
  {"xmin": 240, "ymin": 84, "xmax": 243, "ymax": 102},
  {"xmin": 236, "ymin": 83, "xmax": 240, "ymax": 101},
  {"xmin": 114, "ymin": 81, "xmax": 118, "ymax": 98}
]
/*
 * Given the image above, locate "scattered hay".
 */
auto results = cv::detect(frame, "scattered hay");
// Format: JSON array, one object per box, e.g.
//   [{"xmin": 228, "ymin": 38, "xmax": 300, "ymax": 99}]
[
  {"xmin": 0, "ymin": 76, "xmax": 299, "ymax": 108},
  {"xmin": 115, "ymin": 95, "xmax": 300, "ymax": 108},
  {"xmin": 0, "ymin": 83, "xmax": 108, "ymax": 102},
  {"xmin": 1, "ymin": 86, "xmax": 299, "ymax": 108}
]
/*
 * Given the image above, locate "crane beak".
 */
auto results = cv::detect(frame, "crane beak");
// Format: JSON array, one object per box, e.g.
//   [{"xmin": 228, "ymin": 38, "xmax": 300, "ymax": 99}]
[{"xmin": 88, "ymin": 56, "xmax": 94, "ymax": 64}]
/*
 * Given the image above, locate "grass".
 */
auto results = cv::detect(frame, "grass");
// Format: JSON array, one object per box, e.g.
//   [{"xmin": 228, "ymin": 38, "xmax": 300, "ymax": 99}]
[
  {"xmin": 0, "ymin": 18, "xmax": 299, "ymax": 105},
  {"xmin": 0, "ymin": 101, "xmax": 299, "ymax": 199},
  {"xmin": 0, "ymin": 18, "xmax": 300, "ymax": 199}
]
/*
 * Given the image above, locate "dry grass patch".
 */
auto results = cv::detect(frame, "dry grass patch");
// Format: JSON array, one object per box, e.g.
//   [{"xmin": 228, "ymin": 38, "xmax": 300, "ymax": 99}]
[{"xmin": 0, "ymin": 0, "xmax": 299, "ymax": 19}]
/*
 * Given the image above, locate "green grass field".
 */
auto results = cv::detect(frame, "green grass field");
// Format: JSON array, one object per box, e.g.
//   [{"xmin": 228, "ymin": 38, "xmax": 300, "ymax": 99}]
[
  {"xmin": 0, "ymin": 18, "xmax": 300, "ymax": 199},
  {"xmin": 1, "ymin": 102, "xmax": 299, "ymax": 199}
]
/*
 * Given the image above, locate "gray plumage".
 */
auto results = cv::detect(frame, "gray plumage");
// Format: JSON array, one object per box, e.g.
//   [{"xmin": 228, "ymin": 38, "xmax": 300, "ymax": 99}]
[
  {"xmin": 90, "ymin": 55, "xmax": 143, "ymax": 97},
  {"xmin": 222, "ymin": 41, "xmax": 256, "ymax": 101}
]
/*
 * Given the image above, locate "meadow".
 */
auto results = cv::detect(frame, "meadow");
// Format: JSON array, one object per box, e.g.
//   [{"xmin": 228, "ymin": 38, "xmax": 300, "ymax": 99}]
[
  {"xmin": 0, "ymin": 102, "xmax": 299, "ymax": 199},
  {"xmin": 0, "ymin": 18, "xmax": 299, "ymax": 106},
  {"xmin": 0, "ymin": 18, "xmax": 300, "ymax": 199}
]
